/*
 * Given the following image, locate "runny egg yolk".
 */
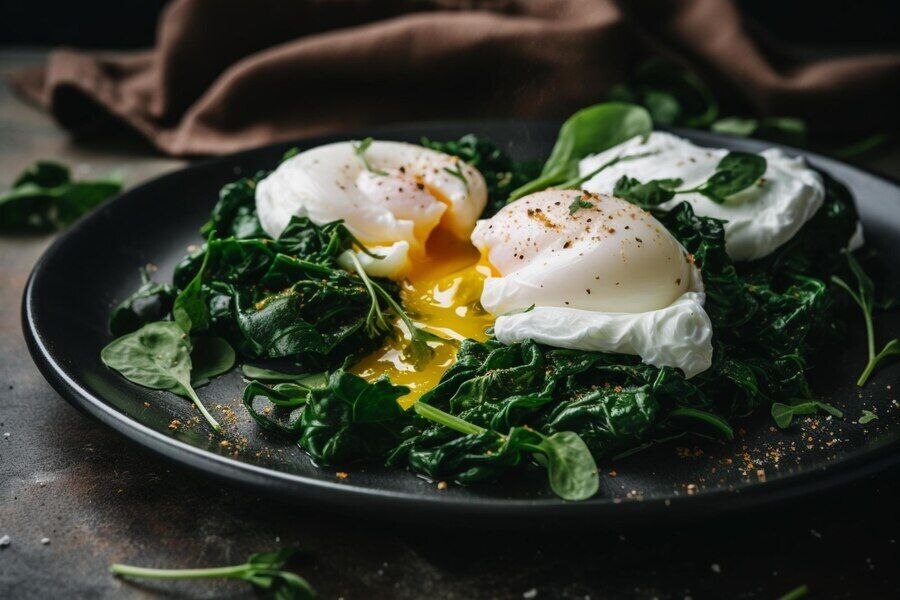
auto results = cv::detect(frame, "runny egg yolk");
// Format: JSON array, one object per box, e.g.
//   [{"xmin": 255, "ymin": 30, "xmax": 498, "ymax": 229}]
[{"xmin": 349, "ymin": 227, "xmax": 494, "ymax": 409}]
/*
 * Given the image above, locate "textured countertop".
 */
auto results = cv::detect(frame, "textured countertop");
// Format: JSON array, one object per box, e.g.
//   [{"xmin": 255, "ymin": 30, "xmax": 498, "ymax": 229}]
[{"xmin": 1, "ymin": 48, "xmax": 898, "ymax": 599}]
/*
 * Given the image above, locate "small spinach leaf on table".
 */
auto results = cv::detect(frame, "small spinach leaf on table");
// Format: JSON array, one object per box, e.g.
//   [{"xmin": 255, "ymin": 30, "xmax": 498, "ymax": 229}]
[
  {"xmin": 101, "ymin": 321, "xmax": 221, "ymax": 432},
  {"xmin": 1, "ymin": 160, "xmax": 121, "ymax": 232}
]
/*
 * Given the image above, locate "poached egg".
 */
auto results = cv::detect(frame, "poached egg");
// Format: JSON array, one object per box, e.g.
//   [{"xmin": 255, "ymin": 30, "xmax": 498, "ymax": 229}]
[
  {"xmin": 256, "ymin": 140, "xmax": 488, "ymax": 279},
  {"xmin": 578, "ymin": 132, "xmax": 826, "ymax": 261},
  {"xmin": 471, "ymin": 190, "xmax": 713, "ymax": 378}
]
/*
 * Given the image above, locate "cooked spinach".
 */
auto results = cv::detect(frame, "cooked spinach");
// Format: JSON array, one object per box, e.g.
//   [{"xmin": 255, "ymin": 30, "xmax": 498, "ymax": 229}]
[
  {"xmin": 100, "ymin": 122, "xmax": 871, "ymax": 500},
  {"xmin": 109, "ymin": 548, "xmax": 315, "ymax": 599},
  {"xmin": 508, "ymin": 103, "xmax": 652, "ymax": 200},
  {"xmin": 108, "ymin": 268, "xmax": 176, "ymax": 336},
  {"xmin": 100, "ymin": 321, "xmax": 223, "ymax": 431},
  {"xmin": 1, "ymin": 160, "xmax": 121, "ymax": 232}
]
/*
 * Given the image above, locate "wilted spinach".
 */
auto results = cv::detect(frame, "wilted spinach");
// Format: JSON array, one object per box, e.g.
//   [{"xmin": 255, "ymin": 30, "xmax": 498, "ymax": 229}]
[{"xmin": 108, "ymin": 268, "xmax": 176, "ymax": 336}]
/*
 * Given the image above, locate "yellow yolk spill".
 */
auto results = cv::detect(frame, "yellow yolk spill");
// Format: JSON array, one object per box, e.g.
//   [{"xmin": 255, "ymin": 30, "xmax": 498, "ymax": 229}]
[{"xmin": 350, "ymin": 228, "xmax": 494, "ymax": 409}]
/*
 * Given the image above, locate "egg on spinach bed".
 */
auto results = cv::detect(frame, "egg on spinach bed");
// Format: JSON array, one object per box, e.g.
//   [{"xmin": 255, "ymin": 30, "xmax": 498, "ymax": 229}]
[
  {"xmin": 255, "ymin": 139, "xmax": 488, "ymax": 280},
  {"xmin": 471, "ymin": 189, "xmax": 713, "ymax": 378},
  {"xmin": 578, "ymin": 131, "xmax": 854, "ymax": 261}
]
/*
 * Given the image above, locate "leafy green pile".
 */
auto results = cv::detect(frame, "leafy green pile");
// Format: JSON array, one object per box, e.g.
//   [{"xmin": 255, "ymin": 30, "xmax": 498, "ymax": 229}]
[
  {"xmin": 1, "ymin": 161, "xmax": 121, "ymax": 231},
  {"xmin": 100, "ymin": 117, "xmax": 890, "ymax": 501}
]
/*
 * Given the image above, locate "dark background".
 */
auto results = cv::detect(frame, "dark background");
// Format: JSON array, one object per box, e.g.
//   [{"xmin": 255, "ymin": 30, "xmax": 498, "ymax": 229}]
[{"xmin": 1, "ymin": 1, "xmax": 899, "ymax": 49}]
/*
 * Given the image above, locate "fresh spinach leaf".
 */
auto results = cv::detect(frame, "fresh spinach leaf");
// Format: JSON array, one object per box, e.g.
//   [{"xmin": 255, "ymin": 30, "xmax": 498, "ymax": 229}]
[
  {"xmin": 101, "ymin": 321, "xmax": 221, "ymax": 431},
  {"xmin": 508, "ymin": 103, "xmax": 652, "ymax": 200},
  {"xmin": 771, "ymin": 400, "xmax": 843, "ymax": 429},
  {"xmin": 190, "ymin": 336, "xmax": 236, "ymax": 387},
  {"xmin": 613, "ymin": 176, "xmax": 682, "ymax": 209},
  {"xmin": 1, "ymin": 160, "xmax": 121, "ymax": 232},
  {"xmin": 241, "ymin": 364, "xmax": 327, "ymax": 386},
  {"xmin": 858, "ymin": 409, "xmax": 878, "ymax": 424},
  {"xmin": 691, "ymin": 151, "xmax": 767, "ymax": 203}
]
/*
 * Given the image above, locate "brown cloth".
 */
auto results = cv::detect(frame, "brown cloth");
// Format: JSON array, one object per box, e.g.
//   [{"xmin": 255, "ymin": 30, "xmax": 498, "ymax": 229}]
[{"xmin": 11, "ymin": 0, "xmax": 900, "ymax": 157}]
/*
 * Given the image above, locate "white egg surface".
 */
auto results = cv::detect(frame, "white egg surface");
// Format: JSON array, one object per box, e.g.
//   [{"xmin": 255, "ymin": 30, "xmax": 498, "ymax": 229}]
[
  {"xmin": 255, "ymin": 140, "xmax": 488, "ymax": 279},
  {"xmin": 471, "ymin": 190, "xmax": 713, "ymax": 378},
  {"xmin": 578, "ymin": 132, "xmax": 826, "ymax": 261}
]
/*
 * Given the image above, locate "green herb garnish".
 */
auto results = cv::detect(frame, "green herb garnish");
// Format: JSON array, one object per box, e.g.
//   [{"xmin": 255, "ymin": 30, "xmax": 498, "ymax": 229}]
[
  {"xmin": 831, "ymin": 251, "xmax": 900, "ymax": 386},
  {"xmin": 567, "ymin": 195, "xmax": 593, "ymax": 215},
  {"xmin": 776, "ymin": 584, "xmax": 809, "ymax": 600},
  {"xmin": 771, "ymin": 401, "xmax": 843, "ymax": 429},
  {"xmin": 443, "ymin": 161, "xmax": 470, "ymax": 193},
  {"xmin": 858, "ymin": 409, "xmax": 878, "ymax": 424},
  {"xmin": 352, "ymin": 137, "xmax": 388, "ymax": 176},
  {"xmin": 109, "ymin": 548, "xmax": 315, "ymax": 599},
  {"xmin": 614, "ymin": 151, "xmax": 766, "ymax": 208}
]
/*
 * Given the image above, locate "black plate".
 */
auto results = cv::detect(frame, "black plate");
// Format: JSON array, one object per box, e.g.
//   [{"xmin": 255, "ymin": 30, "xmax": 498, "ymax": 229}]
[{"xmin": 22, "ymin": 121, "xmax": 900, "ymax": 524}]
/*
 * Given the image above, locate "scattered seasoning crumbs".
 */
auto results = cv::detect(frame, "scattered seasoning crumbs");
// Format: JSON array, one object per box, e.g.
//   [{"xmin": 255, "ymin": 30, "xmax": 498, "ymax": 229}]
[
  {"xmin": 0, "ymin": 535, "xmax": 10, "ymax": 547},
  {"xmin": 686, "ymin": 484, "xmax": 698, "ymax": 495},
  {"xmin": 168, "ymin": 420, "xmax": 181, "ymax": 431},
  {"xmin": 40, "ymin": 538, "xmax": 50, "ymax": 545},
  {"xmin": 437, "ymin": 481, "xmax": 448, "ymax": 490},
  {"xmin": 219, "ymin": 440, "xmax": 231, "ymax": 448},
  {"xmin": 336, "ymin": 472, "xmax": 349, "ymax": 480}
]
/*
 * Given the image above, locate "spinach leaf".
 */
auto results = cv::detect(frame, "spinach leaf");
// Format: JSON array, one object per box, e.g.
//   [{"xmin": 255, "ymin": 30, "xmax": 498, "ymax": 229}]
[
  {"xmin": 771, "ymin": 400, "xmax": 843, "ymax": 429},
  {"xmin": 173, "ymin": 234, "xmax": 214, "ymax": 333},
  {"xmin": 109, "ymin": 548, "xmax": 315, "ymax": 599},
  {"xmin": 101, "ymin": 322, "xmax": 221, "ymax": 431},
  {"xmin": 243, "ymin": 380, "xmax": 321, "ymax": 436},
  {"xmin": 410, "ymin": 401, "xmax": 599, "ymax": 501},
  {"xmin": 241, "ymin": 364, "xmax": 327, "ymax": 386},
  {"xmin": 299, "ymin": 371, "xmax": 410, "ymax": 466},
  {"xmin": 858, "ymin": 409, "xmax": 878, "ymax": 424},
  {"xmin": 190, "ymin": 336, "xmax": 236, "ymax": 387},
  {"xmin": 1, "ymin": 160, "xmax": 121, "ymax": 232},
  {"xmin": 692, "ymin": 151, "xmax": 767, "ymax": 203},
  {"xmin": 712, "ymin": 117, "xmax": 808, "ymax": 146},
  {"xmin": 508, "ymin": 103, "xmax": 652, "ymax": 200},
  {"xmin": 200, "ymin": 173, "xmax": 267, "ymax": 239},
  {"xmin": 831, "ymin": 251, "xmax": 900, "ymax": 385},
  {"xmin": 613, "ymin": 176, "xmax": 682, "ymax": 209},
  {"xmin": 108, "ymin": 268, "xmax": 176, "ymax": 336}
]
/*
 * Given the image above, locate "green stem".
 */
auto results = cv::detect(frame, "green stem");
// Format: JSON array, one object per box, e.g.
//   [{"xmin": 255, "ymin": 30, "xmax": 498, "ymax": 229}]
[
  {"xmin": 110, "ymin": 563, "xmax": 247, "ymax": 580},
  {"xmin": 184, "ymin": 385, "xmax": 222, "ymax": 432},
  {"xmin": 556, "ymin": 151, "xmax": 656, "ymax": 190},
  {"xmin": 508, "ymin": 172, "xmax": 562, "ymax": 202},
  {"xmin": 414, "ymin": 401, "xmax": 485, "ymax": 436}
]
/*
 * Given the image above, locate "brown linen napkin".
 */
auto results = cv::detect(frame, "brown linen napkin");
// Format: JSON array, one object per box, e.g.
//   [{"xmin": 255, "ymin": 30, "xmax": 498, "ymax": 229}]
[{"xmin": 11, "ymin": 0, "xmax": 900, "ymax": 157}]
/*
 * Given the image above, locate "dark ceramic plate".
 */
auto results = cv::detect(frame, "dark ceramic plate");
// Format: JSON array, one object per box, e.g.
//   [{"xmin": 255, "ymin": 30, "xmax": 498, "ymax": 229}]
[{"xmin": 22, "ymin": 122, "xmax": 900, "ymax": 524}]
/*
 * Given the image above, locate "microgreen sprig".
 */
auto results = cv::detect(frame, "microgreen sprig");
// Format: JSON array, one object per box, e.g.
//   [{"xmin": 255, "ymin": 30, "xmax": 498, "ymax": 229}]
[
  {"xmin": 831, "ymin": 251, "xmax": 900, "ymax": 386},
  {"xmin": 110, "ymin": 549, "xmax": 315, "ymax": 599},
  {"xmin": 352, "ymin": 137, "xmax": 388, "ymax": 176},
  {"xmin": 443, "ymin": 161, "xmax": 470, "ymax": 194}
]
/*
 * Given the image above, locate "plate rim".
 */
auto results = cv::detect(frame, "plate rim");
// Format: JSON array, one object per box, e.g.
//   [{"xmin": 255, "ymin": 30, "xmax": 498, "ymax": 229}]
[{"xmin": 21, "ymin": 120, "xmax": 900, "ymax": 522}]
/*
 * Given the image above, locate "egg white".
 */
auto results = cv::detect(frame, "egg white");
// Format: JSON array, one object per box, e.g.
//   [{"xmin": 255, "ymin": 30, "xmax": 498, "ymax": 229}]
[
  {"xmin": 472, "ymin": 190, "xmax": 713, "ymax": 378},
  {"xmin": 579, "ymin": 132, "xmax": 830, "ymax": 261},
  {"xmin": 255, "ymin": 140, "xmax": 488, "ymax": 279}
]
